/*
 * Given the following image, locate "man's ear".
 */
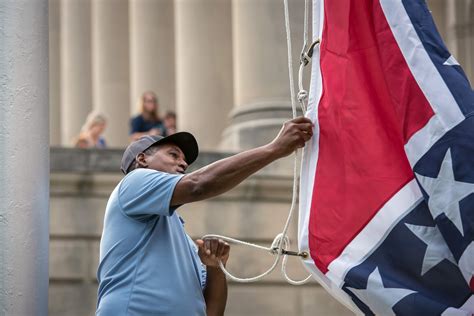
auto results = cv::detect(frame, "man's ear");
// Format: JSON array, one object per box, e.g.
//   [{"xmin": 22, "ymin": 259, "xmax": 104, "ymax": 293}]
[{"xmin": 136, "ymin": 153, "xmax": 148, "ymax": 168}]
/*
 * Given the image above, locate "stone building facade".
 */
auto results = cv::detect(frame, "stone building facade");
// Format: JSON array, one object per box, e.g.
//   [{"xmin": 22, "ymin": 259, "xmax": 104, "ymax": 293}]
[
  {"xmin": 49, "ymin": 0, "xmax": 473, "ymax": 150},
  {"xmin": 48, "ymin": 0, "xmax": 473, "ymax": 315}
]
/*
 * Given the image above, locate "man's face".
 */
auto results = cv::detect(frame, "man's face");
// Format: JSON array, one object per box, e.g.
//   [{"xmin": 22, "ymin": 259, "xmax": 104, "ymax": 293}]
[{"xmin": 144, "ymin": 143, "xmax": 188, "ymax": 174}]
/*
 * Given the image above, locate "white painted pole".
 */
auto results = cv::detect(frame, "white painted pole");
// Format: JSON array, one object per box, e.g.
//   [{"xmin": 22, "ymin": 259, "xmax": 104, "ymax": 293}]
[{"xmin": 0, "ymin": 1, "xmax": 50, "ymax": 315}]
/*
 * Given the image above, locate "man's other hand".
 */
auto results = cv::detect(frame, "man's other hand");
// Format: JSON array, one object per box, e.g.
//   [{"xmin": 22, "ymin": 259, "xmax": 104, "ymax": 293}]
[
  {"xmin": 196, "ymin": 238, "xmax": 230, "ymax": 267},
  {"xmin": 269, "ymin": 116, "xmax": 313, "ymax": 158}
]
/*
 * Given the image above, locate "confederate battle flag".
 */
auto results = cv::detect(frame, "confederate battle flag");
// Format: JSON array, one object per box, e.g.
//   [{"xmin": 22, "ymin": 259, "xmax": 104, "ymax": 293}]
[{"xmin": 299, "ymin": 0, "xmax": 474, "ymax": 314}]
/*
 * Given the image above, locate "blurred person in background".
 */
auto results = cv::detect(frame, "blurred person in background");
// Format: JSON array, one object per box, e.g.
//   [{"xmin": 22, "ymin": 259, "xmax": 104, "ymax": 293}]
[
  {"xmin": 74, "ymin": 111, "xmax": 107, "ymax": 149},
  {"xmin": 130, "ymin": 91, "xmax": 166, "ymax": 141},
  {"xmin": 164, "ymin": 111, "xmax": 177, "ymax": 135}
]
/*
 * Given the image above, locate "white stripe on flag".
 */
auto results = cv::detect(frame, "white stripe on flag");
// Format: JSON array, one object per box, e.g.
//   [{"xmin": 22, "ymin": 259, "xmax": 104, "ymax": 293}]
[
  {"xmin": 326, "ymin": 179, "xmax": 423, "ymax": 287},
  {"xmin": 379, "ymin": 0, "xmax": 465, "ymax": 167},
  {"xmin": 458, "ymin": 242, "xmax": 474, "ymax": 287},
  {"xmin": 298, "ymin": 0, "xmax": 324, "ymax": 257}
]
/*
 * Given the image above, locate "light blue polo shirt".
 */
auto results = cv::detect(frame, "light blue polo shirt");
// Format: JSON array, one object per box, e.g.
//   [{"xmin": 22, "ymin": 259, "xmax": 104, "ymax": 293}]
[{"xmin": 96, "ymin": 169, "xmax": 207, "ymax": 316}]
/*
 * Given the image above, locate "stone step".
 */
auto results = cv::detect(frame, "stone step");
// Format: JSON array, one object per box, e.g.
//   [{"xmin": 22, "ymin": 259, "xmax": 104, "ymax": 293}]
[
  {"xmin": 226, "ymin": 285, "xmax": 353, "ymax": 316},
  {"xmin": 50, "ymin": 239, "xmax": 311, "ymax": 284},
  {"xmin": 49, "ymin": 240, "xmax": 90, "ymax": 281},
  {"xmin": 180, "ymin": 199, "xmax": 299, "ymax": 240},
  {"xmin": 50, "ymin": 238, "xmax": 351, "ymax": 315},
  {"xmin": 48, "ymin": 283, "xmax": 352, "ymax": 316},
  {"xmin": 49, "ymin": 283, "xmax": 97, "ymax": 316},
  {"xmin": 50, "ymin": 197, "xmax": 300, "ymax": 240},
  {"xmin": 50, "ymin": 197, "xmax": 106, "ymax": 237}
]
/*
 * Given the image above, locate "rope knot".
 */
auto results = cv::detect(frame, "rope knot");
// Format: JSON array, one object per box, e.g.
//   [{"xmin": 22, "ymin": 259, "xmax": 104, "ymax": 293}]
[
  {"xmin": 297, "ymin": 90, "xmax": 308, "ymax": 103},
  {"xmin": 270, "ymin": 233, "xmax": 290, "ymax": 255}
]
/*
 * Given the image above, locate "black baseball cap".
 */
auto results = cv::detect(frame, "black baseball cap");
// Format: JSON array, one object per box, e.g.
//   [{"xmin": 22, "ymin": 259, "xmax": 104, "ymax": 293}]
[{"xmin": 120, "ymin": 132, "xmax": 199, "ymax": 174}]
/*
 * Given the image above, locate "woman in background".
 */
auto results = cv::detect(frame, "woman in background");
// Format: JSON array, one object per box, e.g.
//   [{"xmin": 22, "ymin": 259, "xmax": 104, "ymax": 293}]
[
  {"xmin": 74, "ymin": 111, "xmax": 107, "ymax": 149},
  {"xmin": 130, "ymin": 91, "xmax": 166, "ymax": 141}
]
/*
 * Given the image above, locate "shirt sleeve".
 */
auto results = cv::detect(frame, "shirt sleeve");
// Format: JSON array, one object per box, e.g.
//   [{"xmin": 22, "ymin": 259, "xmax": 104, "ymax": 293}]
[{"xmin": 118, "ymin": 169, "xmax": 184, "ymax": 220}]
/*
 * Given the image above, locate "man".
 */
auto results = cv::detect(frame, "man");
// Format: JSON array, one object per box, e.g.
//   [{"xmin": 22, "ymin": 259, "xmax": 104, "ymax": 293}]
[{"xmin": 96, "ymin": 116, "xmax": 313, "ymax": 315}]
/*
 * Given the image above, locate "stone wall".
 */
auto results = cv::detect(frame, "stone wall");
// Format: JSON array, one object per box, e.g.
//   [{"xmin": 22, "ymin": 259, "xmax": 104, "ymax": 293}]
[{"xmin": 49, "ymin": 148, "xmax": 353, "ymax": 316}]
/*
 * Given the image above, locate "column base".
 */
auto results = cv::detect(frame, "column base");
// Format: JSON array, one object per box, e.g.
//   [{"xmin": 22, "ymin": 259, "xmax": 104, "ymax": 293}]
[{"xmin": 220, "ymin": 99, "xmax": 303, "ymax": 176}]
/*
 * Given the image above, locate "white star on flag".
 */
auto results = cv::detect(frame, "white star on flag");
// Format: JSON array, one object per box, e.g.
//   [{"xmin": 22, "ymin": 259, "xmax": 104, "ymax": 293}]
[
  {"xmin": 405, "ymin": 223, "xmax": 456, "ymax": 275},
  {"xmin": 346, "ymin": 267, "xmax": 416, "ymax": 315},
  {"xmin": 443, "ymin": 55, "xmax": 460, "ymax": 66},
  {"xmin": 415, "ymin": 148, "xmax": 474, "ymax": 236}
]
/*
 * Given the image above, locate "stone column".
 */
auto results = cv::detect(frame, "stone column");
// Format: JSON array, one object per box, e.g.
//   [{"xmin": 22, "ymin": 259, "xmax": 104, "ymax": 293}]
[
  {"xmin": 446, "ymin": 0, "xmax": 473, "ymax": 83},
  {"xmin": 49, "ymin": 0, "xmax": 61, "ymax": 146},
  {"xmin": 222, "ymin": 0, "xmax": 306, "ymax": 154},
  {"xmin": 458, "ymin": 0, "xmax": 473, "ymax": 82},
  {"xmin": 446, "ymin": 0, "xmax": 459, "ymax": 58},
  {"xmin": 92, "ymin": 0, "xmax": 130, "ymax": 147},
  {"xmin": 427, "ymin": 0, "xmax": 448, "ymax": 41},
  {"xmin": 130, "ymin": 0, "xmax": 176, "ymax": 116},
  {"xmin": 0, "ymin": 1, "xmax": 50, "ymax": 314},
  {"xmin": 175, "ymin": 0, "xmax": 233, "ymax": 151},
  {"xmin": 470, "ymin": 0, "xmax": 474, "ymax": 82},
  {"xmin": 60, "ymin": 0, "xmax": 93, "ymax": 146}
]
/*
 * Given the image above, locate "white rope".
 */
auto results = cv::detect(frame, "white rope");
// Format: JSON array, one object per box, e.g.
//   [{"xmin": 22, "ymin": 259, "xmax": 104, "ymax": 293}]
[
  {"xmin": 297, "ymin": 0, "xmax": 311, "ymax": 113},
  {"xmin": 284, "ymin": 0, "xmax": 298, "ymax": 118},
  {"xmin": 280, "ymin": 151, "xmax": 312, "ymax": 285},
  {"xmin": 200, "ymin": 0, "xmax": 313, "ymax": 285},
  {"xmin": 280, "ymin": 0, "xmax": 312, "ymax": 285},
  {"xmin": 202, "ymin": 233, "xmax": 283, "ymax": 283}
]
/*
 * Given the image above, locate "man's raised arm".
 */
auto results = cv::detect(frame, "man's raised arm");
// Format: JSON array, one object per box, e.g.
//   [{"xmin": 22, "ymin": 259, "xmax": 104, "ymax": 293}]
[{"xmin": 171, "ymin": 116, "xmax": 313, "ymax": 206}]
